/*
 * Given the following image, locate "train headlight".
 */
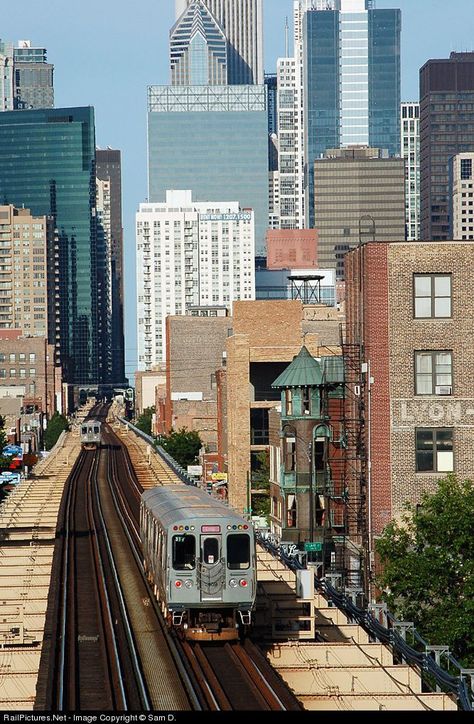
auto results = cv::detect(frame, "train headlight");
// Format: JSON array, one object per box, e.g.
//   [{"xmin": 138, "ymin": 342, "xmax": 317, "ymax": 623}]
[
  {"xmin": 229, "ymin": 579, "xmax": 239, "ymax": 588},
  {"xmin": 184, "ymin": 580, "xmax": 193, "ymax": 589},
  {"xmin": 175, "ymin": 580, "xmax": 183, "ymax": 588},
  {"xmin": 239, "ymin": 579, "xmax": 248, "ymax": 588}
]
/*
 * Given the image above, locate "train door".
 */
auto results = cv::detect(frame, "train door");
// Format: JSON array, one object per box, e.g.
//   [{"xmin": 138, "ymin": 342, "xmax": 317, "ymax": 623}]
[{"xmin": 199, "ymin": 534, "xmax": 224, "ymax": 601}]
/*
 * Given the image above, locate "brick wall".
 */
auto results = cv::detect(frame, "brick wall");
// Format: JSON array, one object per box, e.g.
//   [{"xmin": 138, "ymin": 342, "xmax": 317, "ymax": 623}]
[{"xmin": 388, "ymin": 242, "xmax": 474, "ymax": 515}]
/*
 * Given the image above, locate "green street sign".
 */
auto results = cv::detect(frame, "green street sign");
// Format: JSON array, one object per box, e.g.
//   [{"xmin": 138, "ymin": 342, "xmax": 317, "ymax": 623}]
[{"xmin": 304, "ymin": 542, "xmax": 322, "ymax": 552}]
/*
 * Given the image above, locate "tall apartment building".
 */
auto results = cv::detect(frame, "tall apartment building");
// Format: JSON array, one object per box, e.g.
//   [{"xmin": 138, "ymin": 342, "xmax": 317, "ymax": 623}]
[
  {"xmin": 13, "ymin": 40, "xmax": 54, "ymax": 109},
  {"xmin": 345, "ymin": 241, "xmax": 474, "ymax": 548},
  {"xmin": 0, "ymin": 39, "xmax": 53, "ymax": 111},
  {"xmin": 147, "ymin": 85, "xmax": 268, "ymax": 255},
  {"xmin": 401, "ymin": 102, "xmax": 420, "ymax": 241},
  {"xmin": 276, "ymin": 55, "xmax": 304, "ymax": 228},
  {"xmin": 96, "ymin": 149, "xmax": 126, "ymax": 386},
  {"xmin": 449, "ymin": 152, "xmax": 474, "ymax": 240},
  {"xmin": 0, "ymin": 205, "xmax": 53, "ymax": 338},
  {"xmin": 170, "ymin": 1, "xmax": 228, "ymax": 85},
  {"xmin": 314, "ymin": 147, "xmax": 406, "ymax": 278},
  {"xmin": 0, "ymin": 107, "xmax": 105, "ymax": 386},
  {"xmin": 175, "ymin": 0, "xmax": 264, "ymax": 85},
  {"xmin": 136, "ymin": 190, "xmax": 255, "ymax": 368},
  {"xmin": 303, "ymin": 0, "xmax": 401, "ymax": 226},
  {"xmin": 420, "ymin": 52, "xmax": 474, "ymax": 241}
]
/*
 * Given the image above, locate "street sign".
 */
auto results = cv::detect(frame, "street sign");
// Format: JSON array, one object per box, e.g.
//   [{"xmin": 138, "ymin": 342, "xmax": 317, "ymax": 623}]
[{"xmin": 304, "ymin": 542, "xmax": 322, "ymax": 552}]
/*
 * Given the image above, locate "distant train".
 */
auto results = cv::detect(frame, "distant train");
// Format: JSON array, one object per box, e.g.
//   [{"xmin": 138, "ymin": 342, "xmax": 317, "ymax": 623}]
[
  {"xmin": 140, "ymin": 485, "xmax": 256, "ymax": 641},
  {"xmin": 80, "ymin": 420, "xmax": 102, "ymax": 450}
]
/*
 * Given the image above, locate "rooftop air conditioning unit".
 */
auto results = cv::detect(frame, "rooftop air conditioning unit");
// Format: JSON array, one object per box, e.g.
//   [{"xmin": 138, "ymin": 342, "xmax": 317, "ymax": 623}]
[{"xmin": 435, "ymin": 385, "xmax": 452, "ymax": 395}]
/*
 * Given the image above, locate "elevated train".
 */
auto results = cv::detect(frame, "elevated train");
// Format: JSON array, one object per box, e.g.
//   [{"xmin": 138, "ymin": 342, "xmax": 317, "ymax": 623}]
[
  {"xmin": 140, "ymin": 485, "xmax": 256, "ymax": 641},
  {"xmin": 80, "ymin": 420, "xmax": 102, "ymax": 450}
]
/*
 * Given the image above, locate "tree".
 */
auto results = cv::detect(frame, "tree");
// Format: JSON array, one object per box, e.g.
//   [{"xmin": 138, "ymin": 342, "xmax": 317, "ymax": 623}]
[
  {"xmin": 44, "ymin": 412, "xmax": 69, "ymax": 451},
  {"xmin": 159, "ymin": 428, "xmax": 202, "ymax": 469},
  {"xmin": 135, "ymin": 406, "xmax": 155, "ymax": 436},
  {"xmin": 376, "ymin": 474, "xmax": 474, "ymax": 666},
  {"xmin": 251, "ymin": 451, "xmax": 270, "ymax": 519}
]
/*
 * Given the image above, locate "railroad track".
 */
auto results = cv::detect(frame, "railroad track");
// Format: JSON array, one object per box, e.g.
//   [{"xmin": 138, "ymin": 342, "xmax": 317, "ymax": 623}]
[
  {"xmin": 181, "ymin": 639, "xmax": 301, "ymax": 711},
  {"xmin": 36, "ymin": 417, "xmax": 300, "ymax": 711},
  {"xmin": 39, "ymin": 446, "xmax": 150, "ymax": 710}
]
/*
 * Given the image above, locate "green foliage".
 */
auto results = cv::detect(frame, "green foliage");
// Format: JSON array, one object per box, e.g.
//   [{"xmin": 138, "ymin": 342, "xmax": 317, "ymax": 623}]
[
  {"xmin": 44, "ymin": 412, "xmax": 69, "ymax": 451},
  {"xmin": 376, "ymin": 474, "xmax": 474, "ymax": 666},
  {"xmin": 135, "ymin": 406, "xmax": 155, "ymax": 436},
  {"xmin": 159, "ymin": 428, "xmax": 202, "ymax": 469},
  {"xmin": 251, "ymin": 451, "xmax": 270, "ymax": 520}
]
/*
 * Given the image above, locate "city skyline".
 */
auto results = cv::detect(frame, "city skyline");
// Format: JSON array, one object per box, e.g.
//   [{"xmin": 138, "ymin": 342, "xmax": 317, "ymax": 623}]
[{"xmin": 1, "ymin": 0, "xmax": 474, "ymax": 377}]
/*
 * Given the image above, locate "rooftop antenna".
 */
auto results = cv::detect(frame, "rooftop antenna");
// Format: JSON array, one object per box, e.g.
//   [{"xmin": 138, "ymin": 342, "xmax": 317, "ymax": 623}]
[{"xmin": 284, "ymin": 16, "xmax": 289, "ymax": 58}]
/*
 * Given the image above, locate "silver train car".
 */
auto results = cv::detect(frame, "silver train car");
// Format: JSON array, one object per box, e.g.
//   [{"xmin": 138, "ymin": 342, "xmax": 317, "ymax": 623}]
[
  {"xmin": 80, "ymin": 420, "xmax": 102, "ymax": 450},
  {"xmin": 140, "ymin": 485, "xmax": 256, "ymax": 641}
]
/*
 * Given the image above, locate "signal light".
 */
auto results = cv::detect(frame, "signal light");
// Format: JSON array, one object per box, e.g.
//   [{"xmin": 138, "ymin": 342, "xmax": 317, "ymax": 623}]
[
  {"xmin": 175, "ymin": 580, "xmax": 183, "ymax": 588},
  {"xmin": 229, "ymin": 579, "xmax": 238, "ymax": 588},
  {"xmin": 239, "ymin": 579, "xmax": 248, "ymax": 588}
]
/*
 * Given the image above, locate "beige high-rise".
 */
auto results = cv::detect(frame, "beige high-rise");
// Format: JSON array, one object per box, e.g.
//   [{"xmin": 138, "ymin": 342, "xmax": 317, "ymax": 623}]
[
  {"xmin": 0, "ymin": 205, "xmax": 53, "ymax": 337},
  {"xmin": 175, "ymin": 0, "xmax": 264, "ymax": 85}
]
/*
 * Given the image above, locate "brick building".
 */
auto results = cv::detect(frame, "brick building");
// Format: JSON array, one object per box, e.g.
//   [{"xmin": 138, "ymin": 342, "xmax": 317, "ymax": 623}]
[
  {"xmin": 0, "ymin": 332, "xmax": 60, "ymax": 448},
  {"xmin": 266, "ymin": 229, "xmax": 318, "ymax": 270},
  {"xmin": 345, "ymin": 241, "xmax": 474, "ymax": 551},
  {"xmin": 159, "ymin": 314, "xmax": 231, "ymax": 452},
  {"xmin": 226, "ymin": 299, "xmax": 344, "ymax": 513}
]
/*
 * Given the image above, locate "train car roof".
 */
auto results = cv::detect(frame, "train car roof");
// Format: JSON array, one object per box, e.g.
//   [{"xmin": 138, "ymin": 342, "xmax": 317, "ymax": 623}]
[{"xmin": 141, "ymin": 485, "xmax": 248, "ymax": 528}]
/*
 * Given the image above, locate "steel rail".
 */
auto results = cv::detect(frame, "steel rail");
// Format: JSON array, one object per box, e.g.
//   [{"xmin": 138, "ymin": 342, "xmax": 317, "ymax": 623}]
[
  {"xmin": 92, "ymin": 444, "xmax": 151, "ymax": 710},
  {"xmin": 56, "ymin": 449, "xmax": 93, "ymax": 709},
  {"xmin": 102, "ymin": 425, "xmax": 203, "ymax": 711}
]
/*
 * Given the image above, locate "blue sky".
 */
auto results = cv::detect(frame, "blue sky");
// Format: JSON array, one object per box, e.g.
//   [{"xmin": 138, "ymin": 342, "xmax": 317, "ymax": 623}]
[{"xmin": 2, "ymin": 1, "xmax": 474, "ymax": 379}]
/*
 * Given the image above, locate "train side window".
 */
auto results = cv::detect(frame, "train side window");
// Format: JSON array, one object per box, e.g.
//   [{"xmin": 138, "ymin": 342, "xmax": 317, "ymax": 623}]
[
  {"xmin": 172, "ymin": 535, "xmax": 195, "ymax": 570},
  {"xmin": 227, "ymin": 534, "xmax": 250, "ymax": 570},
  {"xmin": 162, "ymin": 534, "xmax": 167, "ymax": 569}
]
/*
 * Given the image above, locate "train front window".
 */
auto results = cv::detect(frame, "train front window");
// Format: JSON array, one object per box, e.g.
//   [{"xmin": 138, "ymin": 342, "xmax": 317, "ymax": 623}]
[
  {"xmin": 93, "ymin": 426, "xmax": 99, "ymax": 434},
  {"xmin": 203, "ymin": 538, "xmax": 219, "ymax": 565},
  {"xmin": 227, "ymin": 534, "xmax": 250, "ymax": 570},
  {"xmin": 81, "ymin": 426, "xmax": 87, "ymax": 435},
  {"xmin": 172, "ymin": 535, "xmax": 195, "ymax": 570}
]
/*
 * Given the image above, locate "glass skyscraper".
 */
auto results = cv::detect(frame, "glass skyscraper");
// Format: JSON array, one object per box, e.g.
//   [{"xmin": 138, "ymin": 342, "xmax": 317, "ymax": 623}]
[
  {"xmin": 303, "ymin": 0, "xmax": 401, "ymax": 225},
  {"xmin": 0, "ymin": 107, "xmax": 103, "ymax": 386},
  {"xmin": 147, "ymin": 85, "xmax": 269, "ymax": 254}
]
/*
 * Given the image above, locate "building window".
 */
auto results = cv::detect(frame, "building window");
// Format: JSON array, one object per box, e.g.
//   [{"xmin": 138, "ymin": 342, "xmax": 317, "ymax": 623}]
[
  {"xmin": 284, "ymin": 436, "xmax": 296, "ymax": 472},
  {"xmin": 415, "ymin": 351, "xmax": 452, "ymax": 395},
  {"xmin": 414, "ymin": 274, "xmax": 451, "ymax": 318},
  {"xmin": 285, "ymin": 389, "xmax": 293, "ymax": 416},
  {"xmin": 286, "ymin": 494, "xmax": 297, "ymax": 527},
  {"xmin": 302, "ymin": 387, "xmax": 311, "ymax": 415},
  {"xmin": 416, "ymin": 429, "xmax": 453, "ymax": 473},
  {"xmin": 461, "ymin": 158, "xmax": 472, "ymax": 180}
]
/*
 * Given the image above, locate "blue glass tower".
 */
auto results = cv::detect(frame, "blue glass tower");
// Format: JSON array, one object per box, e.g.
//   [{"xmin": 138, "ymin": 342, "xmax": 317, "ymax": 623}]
[
  {"xmin": 0, "ymin": 107, "xmax": 103, "ymax": 386},
  {"xmin": 148, "ymin": 85, "xmax": 269, "ymax": 255},
  {"xmin": 303, "ymin": 2, "xmax": 401, "ymax": 225}
]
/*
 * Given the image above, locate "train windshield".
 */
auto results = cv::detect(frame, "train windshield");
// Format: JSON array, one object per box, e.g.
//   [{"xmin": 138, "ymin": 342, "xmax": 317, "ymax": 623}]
[
  {"xmin": 172, "ymin": 534, "xmax": 196, "ymax": 570},
  {"xmin": 93, "ymin": 426, "xmax": 100, "ymax": 434},
  {"xmin": 81, "ymin": 426, "xmax": 88, "ymax": 435},
  {"xmin": 227, "ymin": 534, "xmax": 250, "ymax": 570}
]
